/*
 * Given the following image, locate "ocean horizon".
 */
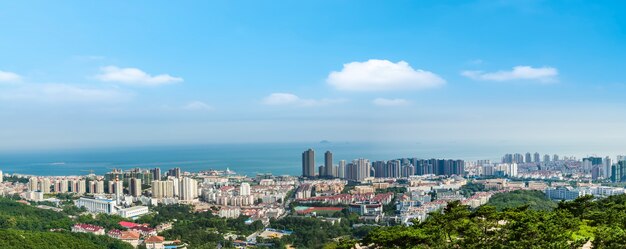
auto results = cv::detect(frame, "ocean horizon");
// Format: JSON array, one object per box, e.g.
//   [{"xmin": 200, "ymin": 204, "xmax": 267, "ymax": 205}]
[{"xmin": 0, "ymin": 142, "xmax": 618, "ymax": 176}]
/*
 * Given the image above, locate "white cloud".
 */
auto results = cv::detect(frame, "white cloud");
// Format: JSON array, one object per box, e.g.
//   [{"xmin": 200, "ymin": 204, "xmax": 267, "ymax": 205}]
[
  {"xmin": 262, "ymin": 93, "xmax": 346, "ymax": 107},
  {"xmin": 372, "ymin": 98, "xmax": 410, "ymax": 107},
  {"xmin": 182, "ymin": 101, "xmax": 213, "ymax": 111},
  {"xmin": 96, "ymin": 66, "xmax": 183, "ymax": 86},
  {"xmin": 462, "ymin": 66, "xmax": 558, "ymax": 82},
  {"xmin": 0, "ymin": 70, "xmax": 21, "ymax": 83},
  {"xmin": 326, "ymin": 59, "xmax": 445, "ymax": 91},
  {"xmin": 0, "ymin": 83, "xmax": 131, "ymax": 103}
]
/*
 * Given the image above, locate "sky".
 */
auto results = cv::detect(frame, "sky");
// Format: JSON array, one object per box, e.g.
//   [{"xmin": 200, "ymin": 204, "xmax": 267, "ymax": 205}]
[{"xmin": 1, "ymin": 0, "xmax": 626, "ymax": 153}]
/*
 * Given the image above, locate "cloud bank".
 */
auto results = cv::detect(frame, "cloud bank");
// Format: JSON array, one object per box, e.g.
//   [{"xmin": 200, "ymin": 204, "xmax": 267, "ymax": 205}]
[
  {"xmin": 182, "ymin": 101, "xmax": 213, "ymax": 111},
  {"xmin": 327, "ymin": 59, "xmax": 445, "ymax": 91},
  {"xmin": 96, "ymin": 66, "xmax": 183, "ymax": 86},
  {"xmin": 462, "ymin": 66, "xmax": 558, "ymax": 82},
  {"xmin": 262, "ymin": 93, "xmax": 346, "ymax": 107},
  {"xmin": 0, "ymin": 83, "xmax": 131, "ymax": 103},
  {"xmin": 372, "ymin": 98, "xmax": 410, "ymax": 106},
  {"xmin": 0, "ymin": 70, "xmax": 21, "ymax": 82}
]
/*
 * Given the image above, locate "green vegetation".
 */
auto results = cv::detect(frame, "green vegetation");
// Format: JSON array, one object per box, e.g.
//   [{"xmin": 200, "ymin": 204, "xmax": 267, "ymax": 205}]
[
  {"xmin": 0, "ymin": 229, "xmax": 132, "ymax": 249},
  {"xmin": 486, "ymin": 190, "xmax": 557, "ymax": 211},
  {"xmin": 136, "ymin": 204, "xmax": 264, "ymax": 248},
  {"xmin": 268, "ymin": 208, "xmax": 369, "ymax": 249},
  {"xmin": 458, "ymin": 182, "xmax": 485, "ymax": 197},
  {"xmin": 0, "ymin": 198, "xmax": 132, "ymax": 249},
  {"xmin": 2, "ymin": 175, "xmax": 29, "ymax": 184},
  {"xmin": 0, "ymin": 198, "xmax": 73, "ymax": 230},
  {"xmin": 362, "ymin": 194, "xmax": 626, "ymax": 248}
]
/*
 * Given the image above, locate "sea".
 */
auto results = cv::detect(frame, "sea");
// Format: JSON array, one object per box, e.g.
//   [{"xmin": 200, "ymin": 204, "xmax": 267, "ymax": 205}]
[{"xmin": 0, "ymin": 142, "xmax": 612, "ymax": 176}]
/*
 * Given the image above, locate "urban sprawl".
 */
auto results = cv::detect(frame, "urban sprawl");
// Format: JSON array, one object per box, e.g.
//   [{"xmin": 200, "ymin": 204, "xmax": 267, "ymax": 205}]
[{"xmin": 1, "ymin": 149, "xmax": 626, "ymax": 248}]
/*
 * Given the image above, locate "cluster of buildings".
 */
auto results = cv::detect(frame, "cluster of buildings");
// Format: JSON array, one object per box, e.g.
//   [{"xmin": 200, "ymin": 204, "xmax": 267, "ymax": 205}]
[
  {"xmin": 71, "ymin": 221, "xmax": 177, "ymax": 249},
  {"xmin": 198, "ymin": 174, "xmax": 296, "ymax": 222},
  {"xmin": 301, "ymin": 149, "xmax": 465, "ymax": 182}
]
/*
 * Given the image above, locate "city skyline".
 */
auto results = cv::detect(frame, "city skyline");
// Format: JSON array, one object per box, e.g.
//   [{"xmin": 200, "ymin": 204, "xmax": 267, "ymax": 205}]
[{"xmin": 2, "ymin": 1, "xmax": 626, "ymax": 151}]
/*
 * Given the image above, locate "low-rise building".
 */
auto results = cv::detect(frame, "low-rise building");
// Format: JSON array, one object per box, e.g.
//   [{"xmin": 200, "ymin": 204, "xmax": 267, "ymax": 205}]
[
  {"xmin": 71, "ymin": 223, "xmax": 105, "ymax": 235},
  {"xmin": 75, "ymin": 197, "xmax": 117, "ymax": 214},
  {"xmin": 145, "ymin": 236, "xmax": 165, "ymax": 249},
  {"xmin": 118, "ymin": 206, "xmax": 149, "ymax": 219},
  {"xmin": 349, "ymin": 202, "xmax": 383, "ymax": 216}
]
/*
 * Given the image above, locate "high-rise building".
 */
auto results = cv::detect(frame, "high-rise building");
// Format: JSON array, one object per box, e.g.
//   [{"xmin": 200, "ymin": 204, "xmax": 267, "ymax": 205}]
[
  {"xmin": 89, "ymin": 180, "xmax": 105, "ymax": 194},
  {"xmin": 611, "ymin": 164, "xmax": 620, "ymax": 183},
  {"xmin": 240, "ymin": 182, "xmax": 251, "ymax": 196},
  {"xmin": 604, "ymin": 156, "xmax": 612, "ymax": 179},
  {"xmin": 77, "ymin": 180, "xmax": 86, "ymax": 194},
  {"xmin": 41, "ymin": 178, "xmax": 51, "ymax": 193},
  {"xmin": 533, "ymin": 152, "xmax": 541, "ymax": 163},
  {"xmin": 130, "ymin": 178, "xmax": 142, "ymax": 197},
  {"xmin": 179, "ymin": 177, "xmax": 198, "ymax": 201},
  {"xmin": 96, "ymin": 180, "xmax": 105, "ymax": 194},
  {"xmin": 507, "ymin": 163, "xmax": 518, "ymax": 177},
  {"xmin": 151, "ymin": 168, "xmax": 161, "ymax": 181},
  {"xmin": 0, "ymin": 170, "xmax": 3, "ymax": 183},
  {"xmin": 324, "ymin": 151, "xmax": 333, "ymax": 177},
  {"xmin": 338, "ymin": 160, "xmax": 346, "ymax": 179},
  {"xmin": 525, "ymin": 153, "xmax": 532, "ymax": 163},
  {"xmin": 152, "ymin": 180, "xmax": 175, "ymax": 198},
  {"xmin": 553, "ymin": 154, "xmax": 559, "ymax": 162},
  {"xmin": 371, "ymin": 161, "xmax": 384, "ymax": 178},
  {"xmin": 55, "ymin": 179, "xmax": 68, "ymax": 193},
  {"xmin": 28, "ymin": 177, "xmax": 39, "ymax": 192},
  {"xmin": 502, "ymin": 154, "xmax": 513, "ymax": 163},
  {"xmin": 301, "ymin": 149, "xmax": 315, "ymax": 178},
  {"xmin": 592, "ymin": 166, "xmax": 600, "ymax": 180},
  {"xmin": 168, "ymin": 168, "xmax": 181, "ymax": 178},
  {"xmin": 402, "ymin": 164, "xmax": 415, "ymax": 177},
  {"xmin": 345, "ymin": 158, "xmax": 371, "ymax": 182},
  {"xmin": 387, "ymin": 160, "xmax": 401, "ymax": 178},
  {"xmin": 513, "ymin": 153, "xmax": 524, "ymax": 164},
  {"xmin": 412, "ymin": 159, "xmax": 464, "ymax": 176},
  {"xmin": 543, "ymin": 154, "xmax": 551, "ymax": 163},
  {"xmin": 108, "ymin": 178, "xmax": 124, "ymax": 199}
]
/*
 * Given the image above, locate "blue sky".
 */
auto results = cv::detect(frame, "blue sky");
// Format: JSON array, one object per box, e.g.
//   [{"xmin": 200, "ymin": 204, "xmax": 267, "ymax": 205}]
[{"xmin": 1, "ymin": 0, "xmax": 626, "ymax": 152}]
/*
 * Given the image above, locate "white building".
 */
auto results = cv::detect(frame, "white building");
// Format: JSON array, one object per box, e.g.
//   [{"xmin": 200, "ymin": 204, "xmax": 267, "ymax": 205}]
[
  {"xmin": 152, "ymin": 180, "xmax": 175, "ymax": 198},
  {"xmin": 179, "ymin": 177, "xmax": 198, "ymax": 201},
  {"xmin": 28, "ymin": 177, "xmax": 39, "ymax": 191},
  {"xmin": 218, "ymin": 207, "xmax": 241, "ymax": 218},
  {"xmin": 75, "ymin": 197, "xmax": 117, "ymax": 214},
  {"xmin": 240, "ymin": 182, "xmax": 251, "ymax": 196},
  {"xmin": 41, "ymin": 178, "xmax": 51, "ymax": 193},
  {"xmin": 118, "ymin": 206, "xmax": 149, "ymax": 219}
]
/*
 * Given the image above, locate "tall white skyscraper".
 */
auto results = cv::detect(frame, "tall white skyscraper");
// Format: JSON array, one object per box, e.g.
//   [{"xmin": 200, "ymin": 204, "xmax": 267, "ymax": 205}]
[
  {"xmin": 179, "ymin": 177, "xmax": 198, "ymax": 201},
  {"xmin": 41, "ymin": 178, "xmax": 51, "ymax": 193},
  {"xmin": 338, "ymin": 160, "xmax": 346, "ymax": 179},
  {"xmin": 0, "ymin": 170, "xmax": 3, "ymax": 183},
  {"xmin": 28, "ymin": 177, "xmax": 38, "ymax": 191},
  {"xmin": 130, "ymin": 178, "xmax": 142, "ymax": 197},
  {"xmin": 76, "ymin": 180, "xmax": 86, "ymax": 194},
  {"xmin": 240, "ymin": 182, "xmax": 251, "ymax": 196},
  {"xmin": 507, "ymin": 163, "xmax": 518, "ymax": 177},
  {"xmin": 172, "ymin": 177, "xmax": 180, "ymax": 197},
  {"xmin": 152, "ymin": 180, "xmax": 175, "ymax": 198},
  {"xmin": 604, "ymin": 156, "xmax": 613, "ymax": 179}
]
